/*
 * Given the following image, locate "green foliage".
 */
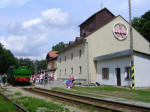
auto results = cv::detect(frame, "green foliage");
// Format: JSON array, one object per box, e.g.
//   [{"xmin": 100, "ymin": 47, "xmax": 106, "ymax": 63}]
[
  {"xmin": 16, "ymin": 58, "xmax": 35, "ymax": 74},
  {"xmin": 52, "ymin": 42, "xmax": 65, "ymax": 52},
  {"xmin": 132, "ymin": 10, "xmax": 150, "ymax": 42},
  {"xmin": 14, "ymin": 92, "xmax": 22, "ymax": 96},
  {"xmin": 16, "ymin": 59, "xmax": 47, "ymax": 74},
  {"xmin": 0, "ymin": 43, "xmax": 17, "ymax": 74},
  {"xmin": 34, "ymin": 60, "xmax": 47, "ymax": 74},
  {"xmin": 36, "ymin": 60, "xmax": 47, "ymax": 72},
  {"xmin": 0, "ymin": 95, "xmax": 16, "ymax": 112},
  {"xmin": 14, "ymin": 96, "xmax": 70, "ymax": 112},
  {"xmin": 0, "ymin": 43, "xmax": 46, "ymax": 74},
  {"xmin": 52, "ymin": 86, "xmax": 150, "ymax": 103}
]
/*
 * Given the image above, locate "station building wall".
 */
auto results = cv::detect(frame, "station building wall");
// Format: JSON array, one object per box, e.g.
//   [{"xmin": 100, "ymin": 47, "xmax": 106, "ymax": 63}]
[
  {"xmin": 97, "ymin": 55, "xmax": 131, "ymax": 86},
  {"xmin": 86, "ymin": 16, "xmax": 150, "ymax": 83},
  {"xmin": 57, "ymin": 42, "xmax": 89, "ymax": 83},
  {"xmin": 134, "ymin": 53, "xmax": 150, "ymax": 87}
]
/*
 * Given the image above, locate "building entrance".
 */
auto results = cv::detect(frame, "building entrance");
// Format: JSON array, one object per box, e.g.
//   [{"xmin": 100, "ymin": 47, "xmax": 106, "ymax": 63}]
[{"xmin": 116, "ymin": 68, "xmax": 121, "ymax": 86}]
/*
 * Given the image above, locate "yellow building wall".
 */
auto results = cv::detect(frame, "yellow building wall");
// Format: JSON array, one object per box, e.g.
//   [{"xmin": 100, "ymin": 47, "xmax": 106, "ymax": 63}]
[{"xmin": 86, "ymin": 16, "xmax": 150, "ymax": 83}]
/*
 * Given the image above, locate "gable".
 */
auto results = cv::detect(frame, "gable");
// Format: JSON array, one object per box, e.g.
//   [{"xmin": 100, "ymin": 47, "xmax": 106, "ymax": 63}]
[
  {"xmin": 80, "ymin": 8, "xmax": 115, "ymax": 37},
  {"xmin": 86, "ymin": 15, "xmax": 150, "ymax": 58}
]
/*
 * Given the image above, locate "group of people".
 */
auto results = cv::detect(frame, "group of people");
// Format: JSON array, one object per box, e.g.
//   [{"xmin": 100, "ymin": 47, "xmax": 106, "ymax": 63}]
[
  {"xmin": 0, "ymin": 74, "xmax": 7, "ymax": 87},
  {"xmin": 66, "ymin": 75, "xmax": 75, "ymax": 89},
  {"xmin": 31, "ymin": 73, "xmax": 54, "ymax": 85}
]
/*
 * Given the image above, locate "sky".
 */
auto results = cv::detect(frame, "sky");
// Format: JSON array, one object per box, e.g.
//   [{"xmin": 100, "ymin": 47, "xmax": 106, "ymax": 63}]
[{"xmin": 0, "ymin": 0, "xmax": 149, "ymax": 60}]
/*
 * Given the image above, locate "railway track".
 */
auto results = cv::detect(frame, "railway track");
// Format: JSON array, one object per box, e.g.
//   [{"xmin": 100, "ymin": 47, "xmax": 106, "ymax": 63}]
[
  {"xmin": 23, "ymin": 87, "xmax": 150, "ymax": 112},
  {"xmin": 0, "ymin": 89, "xmax": 29, "ymax": 112}
]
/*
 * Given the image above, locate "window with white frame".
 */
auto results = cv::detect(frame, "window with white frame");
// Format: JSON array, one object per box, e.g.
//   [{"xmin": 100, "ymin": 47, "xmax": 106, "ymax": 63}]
[
  {"xmin": 65, "ymin": 56, "xmax": 66, "ymax": 62},
  {"xmin": 71, "ymin": 68, "xmax": 73, "ymax": 74},
  {"xmin": 60, "ymin": 69, "xmax": 61, "ymax": 76},
  {"xmin": 102, "ymin": 68, "xmax": 109, "ymax": 80},
  {"xmin": 59, "ymin": 58, "xmax": 61, "ymax": 64},
  {"xmin": 65, "ymin": 68, "xmax": 66, "ymax": 75},
  {"xmin": 71, "ymin": 53, "xmax": 73, "ymax": 60},
  {"xmin": 79, "ymin": 49, "xmax": 82, "ymax": 58}
]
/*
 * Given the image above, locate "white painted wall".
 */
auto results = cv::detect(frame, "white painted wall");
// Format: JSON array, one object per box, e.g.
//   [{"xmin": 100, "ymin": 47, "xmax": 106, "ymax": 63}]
[
  {"xmin": 97, "ymin": 56, "xmax": 131, "ymax": 86},
  {"xmin": 134, "ymin": 53, "xmax": 150, "ymax": 87}
]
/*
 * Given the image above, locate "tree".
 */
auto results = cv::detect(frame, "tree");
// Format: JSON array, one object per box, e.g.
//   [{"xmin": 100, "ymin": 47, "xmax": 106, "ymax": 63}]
[
  {"xmin": 52, "ymin": 42, "xmax": 65, "ymax": 52},
  {"xmin": 34, "ymin": 60, "xmax": 47, "ymax": 73},
  {"xmin": 132, "ymin": 10, "xmax": 150, "ymax": 42},
  {"xmin": 17, "ymin": 58, "xmax": 35, "ymax": 74},
  {"xmin": 0, "ymin": 43, "xmax": 17, "ymax": 74}
]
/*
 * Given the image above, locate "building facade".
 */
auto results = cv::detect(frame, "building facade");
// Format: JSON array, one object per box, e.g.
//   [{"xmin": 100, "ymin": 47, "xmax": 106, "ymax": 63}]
[
  {"xmin": 57, "ymin": 8, "xmax": 150, "ymax": 87},
  {"xmin": 46, "ymin": 51, "xmax": 58, "ymax": 80},
  {"xmin": 57, "ymin": 40, "xmax": 89, "ymax": 83}
]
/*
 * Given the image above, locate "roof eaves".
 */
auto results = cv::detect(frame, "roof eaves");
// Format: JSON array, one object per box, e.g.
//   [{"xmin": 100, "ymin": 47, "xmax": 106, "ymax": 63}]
[
  {"xmin": 94, "ymin": 49, "xmax": 131, "ymax": 61},
  {"xmin": 58, "ymin": 39, "xmax": 86, "ymax": 54}
]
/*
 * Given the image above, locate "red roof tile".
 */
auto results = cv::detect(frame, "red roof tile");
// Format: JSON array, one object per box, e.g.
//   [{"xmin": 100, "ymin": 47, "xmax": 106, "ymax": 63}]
[
  {"xmin": 75, "ymin": 37, "xmax": 83, "ymax": 42},
  {"xmin": 49, "ymin": 51, "xmax": 58, "ymax": 58}
]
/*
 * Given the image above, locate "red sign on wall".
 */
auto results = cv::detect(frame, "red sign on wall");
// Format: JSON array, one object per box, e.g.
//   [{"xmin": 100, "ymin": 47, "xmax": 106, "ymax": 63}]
[{"xmin": 113, "ymin": 22, "xmax": 128, "ymax": 40}]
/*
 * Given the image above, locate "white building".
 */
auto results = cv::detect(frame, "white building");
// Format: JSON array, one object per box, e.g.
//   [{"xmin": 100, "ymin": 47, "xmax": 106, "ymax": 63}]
[{"xmin": 57, "ymin": 8, "xmax": 150, "ymax": 87}]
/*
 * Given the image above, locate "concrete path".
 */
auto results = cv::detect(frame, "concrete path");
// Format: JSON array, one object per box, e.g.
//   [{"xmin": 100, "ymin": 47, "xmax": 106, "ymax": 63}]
[{"xmin": 34, "ymin": 80, "xmax": 66, "ymax": 89}]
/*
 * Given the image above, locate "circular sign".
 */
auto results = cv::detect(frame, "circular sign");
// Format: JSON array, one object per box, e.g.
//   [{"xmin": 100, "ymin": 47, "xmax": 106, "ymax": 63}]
[{"xmin": 113, "ymin": 22, "xmax": 128, "ymax": 40}]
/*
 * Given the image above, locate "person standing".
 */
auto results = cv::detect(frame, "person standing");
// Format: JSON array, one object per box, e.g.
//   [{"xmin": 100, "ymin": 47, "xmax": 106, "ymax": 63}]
[
  {"xmin": 2, "ymin": 74, "xmax": 7, "ymax": 86},
  {"xmin": 40, "ymin": 74, "xmax": 43, "ymax": 85},
  {"xmin": 0, "ymin": 75, "xmax": 2, "ymax": 83},
  {"xmin": 0, "ymin": 75, "xmax": 2, "ymax": 87}
]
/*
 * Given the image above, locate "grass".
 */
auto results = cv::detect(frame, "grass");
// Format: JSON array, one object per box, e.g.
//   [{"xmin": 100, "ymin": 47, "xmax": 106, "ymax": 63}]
[
  {"xmin": 13, "ymin": 96, "xmax": 70, "ymax": 112},
  {"xmin": 52, "ymin": 87, "xmax": 104, "ymax": 98},
  {"xmin": 14, "ymin": 92, "xmax": 22, "ymax": 96},
  {"xmin": 0, "ymin": 95, "xmax": 16, "ymax": 112},
  {"xmin": 52, "ymin": 86, "xmax": 150, "ymax": 103},
  {"xmin": 88, "ymin": 106, "xmax": 95, "ymax": 112}
]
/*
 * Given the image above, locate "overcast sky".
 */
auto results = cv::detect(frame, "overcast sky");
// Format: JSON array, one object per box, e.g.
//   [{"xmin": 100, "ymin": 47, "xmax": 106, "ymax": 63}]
[{"xmin": 0, "ymin": 0, "xmax": 149, "ymax": 60}]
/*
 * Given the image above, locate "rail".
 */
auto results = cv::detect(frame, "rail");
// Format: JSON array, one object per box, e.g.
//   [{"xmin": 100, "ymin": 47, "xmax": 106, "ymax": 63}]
[
  {"xmin": 0, "ymin": 88, "xmax": 29, "ymax": 112},
  {"xmin": 23, "ymin": 87, "xmax": 150, "ymax": 112}
]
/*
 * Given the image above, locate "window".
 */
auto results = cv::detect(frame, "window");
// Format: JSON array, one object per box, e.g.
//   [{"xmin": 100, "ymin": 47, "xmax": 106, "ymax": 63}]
[
  {"xmin": 65, "ymin": 68, "xmax": 66, "ymax": 75},
  {"xmin": 79, "ymin": 66, "xmax": 82, "ymax": 74},
  {"xmin": 65, "ymin": 56, "xmax": 66, "ymax": 62},
  {"xmin": 60, "ymin": 69, "xmax": 61, "ymax": 76},
  {"xmin": 102, "ymin": 68, "xmax": 109, "ymax": 79},
  {"xmin": 79, "ymin": 49, "xmax": 82, "ymax": 58},
  {"xmin": 125, "ymin": 67, "xmax": 131, "ymax": 80},
  {"xmin": 71, "ymin": 68, "xmax": 73, "ymax": 74},
  {"xmin": 71, "ymin": 53, "xmax": 73, "ymax": 60},
  {"xmin": 60, "ymin": 58, "xmax": 61, "ymax": 64}
]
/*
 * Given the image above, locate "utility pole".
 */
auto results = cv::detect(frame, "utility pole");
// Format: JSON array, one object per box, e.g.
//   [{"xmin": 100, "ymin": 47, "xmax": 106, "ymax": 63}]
[{"xmin": 128, "ymin": 0, "xmax": 135, "ymax": 90}]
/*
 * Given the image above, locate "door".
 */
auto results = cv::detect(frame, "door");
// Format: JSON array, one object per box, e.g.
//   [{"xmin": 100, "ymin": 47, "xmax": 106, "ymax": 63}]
[{"xmin": 116, "ymin": 68, "xmax": 121, "ymax": 86}]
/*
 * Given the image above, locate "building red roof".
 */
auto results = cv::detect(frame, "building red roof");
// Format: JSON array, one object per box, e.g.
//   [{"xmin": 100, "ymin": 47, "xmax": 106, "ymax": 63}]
[{"xmin": 49, "ymin": 51, "xmax": 58, "ymax": 58}]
